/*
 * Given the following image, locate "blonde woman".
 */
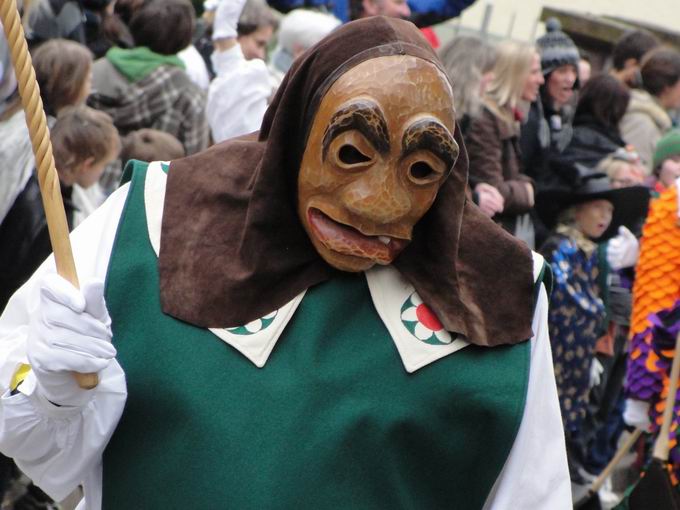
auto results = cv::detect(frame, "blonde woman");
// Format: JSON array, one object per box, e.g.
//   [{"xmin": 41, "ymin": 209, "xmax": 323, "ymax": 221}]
[{"xmin": 466, "ymin": 40, "xmax": 544, "ymax": 246}]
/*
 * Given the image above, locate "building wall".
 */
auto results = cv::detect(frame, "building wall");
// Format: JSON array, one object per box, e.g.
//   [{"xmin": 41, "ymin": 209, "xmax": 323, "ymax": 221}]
[{"xmin": 451, "ymin": 0, "xmax": 678, "ymax": 42}]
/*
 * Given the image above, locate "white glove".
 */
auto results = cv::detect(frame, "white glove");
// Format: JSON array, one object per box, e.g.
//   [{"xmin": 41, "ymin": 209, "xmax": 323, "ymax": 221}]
[
  {"xmin": 213, "ymin": 0, "xmax": 248, "ymax": 40},
  {"xmin": 623, "ymin": 399, "xmax": 651, "ymax": 429},
  {"xmin": 203, "ymin": 0, "xmax": 221, "ymax": 12},
  {"xmin": 27, "ymin": 274, "xmax": 116, "ymax": 407},
  {"xmin": 589, "ymin": 357, "xmax": 604, "ymax": 388},
  {"xmin": 606, "ymin": 226, "xmax": 639, "ymax": 270}
]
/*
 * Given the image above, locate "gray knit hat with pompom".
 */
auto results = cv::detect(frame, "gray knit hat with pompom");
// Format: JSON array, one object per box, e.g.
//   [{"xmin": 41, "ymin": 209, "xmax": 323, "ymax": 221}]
[{"xmin": 536, "ymin": 18, "xmax": 580, "ymax": 76}]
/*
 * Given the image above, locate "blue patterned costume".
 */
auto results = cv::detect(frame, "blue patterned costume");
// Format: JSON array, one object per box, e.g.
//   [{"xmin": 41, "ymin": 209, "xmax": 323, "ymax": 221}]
[{"xmin": 541, "ymin": 226, "xmax": 606, "ymax": 433}]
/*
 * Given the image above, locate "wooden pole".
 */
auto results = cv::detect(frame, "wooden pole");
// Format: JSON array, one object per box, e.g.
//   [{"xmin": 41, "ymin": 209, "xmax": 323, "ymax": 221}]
[
  {"xmin": 590, "ymin": 428, "xmax": 643, "ymax": 493},
  {"xmin": 575, "ymin": 428, "xmax": 644, "ymax": 508},
  {"xmin": 652, "ymin": 330, "xmax": 680, "ymax": 461},
  {"xmin": 1, "ymin": 0, "xmax": 97, "ymax": 389}
]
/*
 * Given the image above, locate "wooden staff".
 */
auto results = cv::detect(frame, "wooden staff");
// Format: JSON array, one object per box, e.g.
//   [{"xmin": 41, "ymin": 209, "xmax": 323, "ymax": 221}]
[
  {"xmin": 626, "ymin": 330, "xmax": 680, "ymax": 510},
  {"xmin": 652, "ymin": 330, "xmax": 680, "ymax": 461},
  {"xmin": 1, "ymin": 0, "xmax": 97, "ymax": 389},
  {"xmin": 574, "ymin": 427, "xmax": 643, "ymax": 509},
  {"xmin": 592, "ymin": 428, "xmax": 643, "ymax": 493}
]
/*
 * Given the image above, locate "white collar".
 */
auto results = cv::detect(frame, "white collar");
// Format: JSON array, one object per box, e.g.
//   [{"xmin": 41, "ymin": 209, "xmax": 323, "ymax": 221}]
[{"xmin": 144, "ymin": 162, "xmax": 542, "ymax": 372}]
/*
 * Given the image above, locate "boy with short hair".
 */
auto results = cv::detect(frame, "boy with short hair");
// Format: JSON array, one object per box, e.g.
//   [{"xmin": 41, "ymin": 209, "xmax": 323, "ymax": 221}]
[{"xmin": 88, "ymin": 0, "xmax": 209, "ymax": 155}]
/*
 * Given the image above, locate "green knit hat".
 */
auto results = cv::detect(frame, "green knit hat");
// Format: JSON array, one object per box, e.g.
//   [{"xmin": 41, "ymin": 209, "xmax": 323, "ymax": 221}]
[{"xmin": 654, "ymin": 129, "xmax": 680, "ymax": 169}]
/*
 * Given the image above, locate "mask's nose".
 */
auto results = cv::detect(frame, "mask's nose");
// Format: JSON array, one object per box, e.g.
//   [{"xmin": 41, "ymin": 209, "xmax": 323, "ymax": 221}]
[{"xmin": 341, "ymin": 164, "xmax": 411, "ymax": 225}]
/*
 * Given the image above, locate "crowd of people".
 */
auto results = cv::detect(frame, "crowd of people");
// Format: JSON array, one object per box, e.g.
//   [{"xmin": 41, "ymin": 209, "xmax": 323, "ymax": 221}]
[
  {"xmin": 441, "ymin": 15, "xmax": 680, "ymax": 505},
  {"xmin": 1, "ymin": 0, "xmax": 680, "ymax": 507}
]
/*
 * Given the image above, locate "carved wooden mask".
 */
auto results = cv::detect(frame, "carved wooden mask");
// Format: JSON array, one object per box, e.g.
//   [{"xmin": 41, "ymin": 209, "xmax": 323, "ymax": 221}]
[{"xmin": 298, "ymin": 55, "xmax": 459, "ymax": 272}]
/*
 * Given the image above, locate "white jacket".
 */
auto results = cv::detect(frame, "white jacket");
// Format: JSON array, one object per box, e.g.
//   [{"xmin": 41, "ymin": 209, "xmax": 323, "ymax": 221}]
[
  {"xmin": 207, "ymin": 44, "xmax": 273, "ymax": 143},
  {"xmin": 0, "ymin": 109, "xmax": 35, "ymax": 224}
]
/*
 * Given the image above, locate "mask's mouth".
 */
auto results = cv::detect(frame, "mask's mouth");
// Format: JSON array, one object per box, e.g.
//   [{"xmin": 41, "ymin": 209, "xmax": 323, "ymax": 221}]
[{"xmin": 307, "ymin": 207, "xmax": 408, "ymax": 264}]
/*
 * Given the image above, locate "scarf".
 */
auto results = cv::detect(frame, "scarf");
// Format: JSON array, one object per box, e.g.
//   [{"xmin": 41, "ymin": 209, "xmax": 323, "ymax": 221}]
[{"xmin": 106, "ymin": 46, "xmax": 185, "ymax": 82}]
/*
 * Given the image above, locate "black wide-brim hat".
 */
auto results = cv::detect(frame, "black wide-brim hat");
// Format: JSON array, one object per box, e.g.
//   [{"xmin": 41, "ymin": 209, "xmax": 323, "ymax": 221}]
[{"xmin": 536, "ymin": 169, "xmax": 650, "ymax": 240}]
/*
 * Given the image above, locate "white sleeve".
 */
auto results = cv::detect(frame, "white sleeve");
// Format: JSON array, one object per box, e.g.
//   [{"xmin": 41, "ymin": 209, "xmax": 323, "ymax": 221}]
[
  {"xmin": 483, "ymin": 260, "xmax": 572, "ymax": 509},
  {"xmin": 0, "ymin": 183, "xmax": 131, "ymax": 506},
  {"xmin": 178, "ymin": 45, "xmax": 211, "ymax": 91},
  {"xmin": 207, "ymin": 46, "xmax": 272, "ymax": 143}
]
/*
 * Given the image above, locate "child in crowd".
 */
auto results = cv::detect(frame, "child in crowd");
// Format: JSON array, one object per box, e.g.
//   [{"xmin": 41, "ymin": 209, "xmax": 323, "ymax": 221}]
[
  {"xmin": 88, "ymin": 0, "xmax": 209, "ymax": 155},
  {"xmin": 0, "ymin": 32, "xmax": 96, "ymax": 510},
  {"xmin": 1, "ymin": 38, "xmax": 93, "ymax": 225},
  {"xmin": 650, "ymin": 129, "xmax": 680, "ymax": 195},
  {"xmin": 93, "ymin": 128, "xmax": 186, "ymax": 198},
  {"xmin": 32, "ymin": 38, "xmax": 94, "ymax": 117},
  {"xmin": 598, "ymin": 148, "xmax": 646, "ymax": 190},
  {"xmin": 537, "ymin": 169, "xmax": 648, "ymax": 485},
  {"xmin": 0, "ymin": 105, "xmax": 120, "ymax": 311},
  {"xmin": 120, "ymin": 128, "xmax": 185, "ymax": 169},
  {"xmin": 580, "ymin": 150, "xmax": 648, "ymax": 477}
]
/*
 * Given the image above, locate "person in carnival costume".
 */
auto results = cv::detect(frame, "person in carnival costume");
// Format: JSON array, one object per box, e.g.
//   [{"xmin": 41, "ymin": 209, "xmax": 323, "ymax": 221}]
[
  {"xmin": 0, "ymin": 16, "xmax": 570, "ymax": 509},
  {"xmin": 625, "ymin": 175, "xmax": 680, "ymax": 485},
  {"xmin": 536, "ymin": 167, "xmax": 648, "ymax": 484},
  {"xmin": 579, "ymin": 150, "xmax": 647, "ymax": 476}
]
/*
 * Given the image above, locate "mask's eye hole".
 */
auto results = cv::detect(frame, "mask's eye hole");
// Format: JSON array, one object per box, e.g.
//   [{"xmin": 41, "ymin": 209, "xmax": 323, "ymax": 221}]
[
  {"xmin": 409, "ymin": 161, "xmax": 436, "ymax": 180},
  {"xmin": 338, "ymin": 144, "xmax": 371, "ymax": 165}
]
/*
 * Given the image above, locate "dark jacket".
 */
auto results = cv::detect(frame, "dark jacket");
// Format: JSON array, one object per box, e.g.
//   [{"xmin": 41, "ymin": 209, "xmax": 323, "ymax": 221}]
[
  {"xmin": 466, "ymin": 104, "xmax": 534, "ymax": 232},
  {"xmin": 542, "ymin": 94, "xmax": 574, "ymax": 154},
  {"xmin": 520, "ymin": 100, "xmax": 546, "ymax": 180},
  {"xmin": 548, "ymin": 116, "xmax": 626, "ymax": 191},
  {"xmin": 560, "ymin": 118, "xmax": 625, "ymax": 168},
  {"xmin": 0, "ymin": 173, "xmax": 75, "ymax": 311},
  {"xmin": 83, "ymin": 9, "xmax": 134, "ymax": 59},
  {"xmin": 26, "ymin": 0, "xmax": 86, "ymax": 48},
  {"xmin": 520, "ymin": 96, "xmax": 575, "ymax": 193}
]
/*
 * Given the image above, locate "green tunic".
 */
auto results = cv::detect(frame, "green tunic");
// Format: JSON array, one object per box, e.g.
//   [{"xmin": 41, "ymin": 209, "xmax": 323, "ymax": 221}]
[{"xmin": 102, "ymin": 162, "xmax": 531, "ymax": 509}]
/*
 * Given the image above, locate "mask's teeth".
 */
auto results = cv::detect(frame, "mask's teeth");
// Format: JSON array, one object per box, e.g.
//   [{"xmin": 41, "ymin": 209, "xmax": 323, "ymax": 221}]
[{"xmin": 378, "ymin": 236, "xmax": 391, "ymax": 245}]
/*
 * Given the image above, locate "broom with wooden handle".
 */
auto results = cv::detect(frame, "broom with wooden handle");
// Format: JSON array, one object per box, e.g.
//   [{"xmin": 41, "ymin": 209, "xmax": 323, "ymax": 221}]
[
  {"xmin": 1, "ymin": 0, "xmax": 97, "ymax": 389},
  {"xmin": 627, "ymin": 329, "xmax": 680, "ymax": 510},
  {"xmin": 574, "ymin": 427, "xmax": 644, "ymax": 509},
  {"xmin": 652, "ymin": 330, "xmax": 680, "ymax": 462}
]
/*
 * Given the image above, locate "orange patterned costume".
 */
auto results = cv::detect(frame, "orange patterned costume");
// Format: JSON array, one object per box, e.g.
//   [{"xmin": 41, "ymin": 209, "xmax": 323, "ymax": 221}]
[{"xmin": 627, "ymin": 185, "xmax": 680, "ymax": 481}]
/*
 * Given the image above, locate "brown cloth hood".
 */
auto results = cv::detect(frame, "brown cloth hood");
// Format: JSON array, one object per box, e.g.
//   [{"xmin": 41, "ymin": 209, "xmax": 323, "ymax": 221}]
[{"xmin": 159, "ymin": 16, "xmax": 535, "ymax": 347}]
